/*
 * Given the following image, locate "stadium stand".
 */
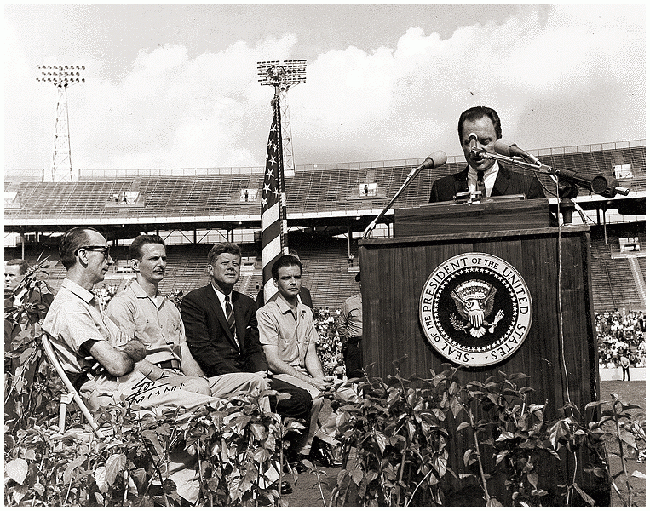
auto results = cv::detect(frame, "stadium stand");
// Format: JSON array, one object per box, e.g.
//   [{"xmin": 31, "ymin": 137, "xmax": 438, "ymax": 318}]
[{"xmin": 4, "ymin": 142, "xmax": 645, "ymax": 312}]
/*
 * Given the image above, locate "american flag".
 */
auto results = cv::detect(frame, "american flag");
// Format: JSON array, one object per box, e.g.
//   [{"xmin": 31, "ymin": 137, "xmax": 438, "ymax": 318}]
[{"xmin": 261, "ymin": 96, "xmax": 288, "ymax": 302}]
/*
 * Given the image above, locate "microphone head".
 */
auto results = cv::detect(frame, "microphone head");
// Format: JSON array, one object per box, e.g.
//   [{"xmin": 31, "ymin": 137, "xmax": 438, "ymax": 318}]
[
  {"xmin": 492, "ymin": 139, "xmax": 513, "ymax": 157},
  {"xmin": 424, "ymin": 151, "xmax": 447, "ymax": 169}
]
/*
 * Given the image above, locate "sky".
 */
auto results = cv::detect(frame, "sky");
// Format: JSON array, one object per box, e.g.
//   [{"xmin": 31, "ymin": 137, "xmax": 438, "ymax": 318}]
[{"xmin": 4, "ymin": 3, "xmax": 646, "ymax": 172}]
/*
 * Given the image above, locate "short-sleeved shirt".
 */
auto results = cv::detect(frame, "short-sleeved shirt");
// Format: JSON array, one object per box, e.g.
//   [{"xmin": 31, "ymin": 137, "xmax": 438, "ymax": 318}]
[
  {"xmin": 338, "ymin": 293, "xmax": 362, "ymax": 339},
  {"xmin": 256, "ymin": 294, "xmax": 319, "ymax": 378},
  {"xmin": 43, "ymin": 278, "xmax": 128, "ymax": 374},
  {"xmin": 106, "ymin": 279, "xmax": 184, "ymax": 365}
]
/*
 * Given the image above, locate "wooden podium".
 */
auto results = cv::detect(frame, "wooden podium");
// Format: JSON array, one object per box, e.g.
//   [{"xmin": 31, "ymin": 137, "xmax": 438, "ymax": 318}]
[{"xmin": 358, "ymin": 200, "xmax": 607, "ymax": 505}]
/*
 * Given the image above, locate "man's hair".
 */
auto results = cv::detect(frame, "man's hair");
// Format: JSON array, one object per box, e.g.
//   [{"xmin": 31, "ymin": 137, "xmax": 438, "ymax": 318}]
[
  {"xmin": 457, "ymin": 106, "xmax": 502, "ymax": 143},
  {"xmin": 59, "ymin": 227, "xmax": 101, "ymax": 270},
  {"xmin": 272, "ymin": 254, "xmax": 302, "ymax": 280},
  {"xmin": 5, "ymin": 259, "xmax": 28, "ymax": 275},
  {"xmin": 129, "ymin": 234, "xmax": 165, "ymax": 260},
  {"xmin": 208, "ymin": 242, "xmax": 241, "ymax": 265}
]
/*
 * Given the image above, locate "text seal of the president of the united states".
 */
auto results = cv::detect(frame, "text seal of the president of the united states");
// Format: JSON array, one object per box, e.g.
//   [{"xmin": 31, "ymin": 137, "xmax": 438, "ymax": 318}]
[{"xmin": 419, "ymin": 253, "xmax": 532, "ymax": 367}]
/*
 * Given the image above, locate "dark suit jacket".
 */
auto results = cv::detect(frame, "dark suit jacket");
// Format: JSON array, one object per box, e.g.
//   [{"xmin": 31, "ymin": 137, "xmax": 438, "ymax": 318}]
[
  {"xmin": 428, "ymin": 163, "xmax": 546, "ymax": 203},
  {"xmin": 181, "ymin": 285, "xmax": 268, "ymax": 377}
]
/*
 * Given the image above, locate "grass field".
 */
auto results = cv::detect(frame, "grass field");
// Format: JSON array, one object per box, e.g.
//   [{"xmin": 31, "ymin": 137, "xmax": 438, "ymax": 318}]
[{"xmin": 285, "ymin": 380, "xmax": 646, "ymax": 507}]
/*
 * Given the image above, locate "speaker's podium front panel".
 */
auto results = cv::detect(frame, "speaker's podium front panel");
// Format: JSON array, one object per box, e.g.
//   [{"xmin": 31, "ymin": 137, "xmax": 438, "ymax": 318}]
[{"xmin": 358, "ymin": 198, "xmax": 606, "ymax": 504}]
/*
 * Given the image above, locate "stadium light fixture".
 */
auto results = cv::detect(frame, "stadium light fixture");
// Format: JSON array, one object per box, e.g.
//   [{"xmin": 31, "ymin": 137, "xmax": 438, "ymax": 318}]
[
  {"xmin": 36, "ymin": 65, "xmax": 86, "ymax": 182},
  {"xmin": 257, "ymin": 60, "xmax": 307, "ymax": 175}
]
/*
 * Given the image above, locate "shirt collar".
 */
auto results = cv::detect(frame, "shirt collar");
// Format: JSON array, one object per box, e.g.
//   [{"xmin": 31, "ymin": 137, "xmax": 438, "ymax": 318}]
[
  {"xmin": 272, "ymin": 293, "xmax": 299, "ymax": 315},
  {"xmin": 61, "ymin": 278, "xmax": 95, "ymax": 304},
  {"xmin": 211, "ymin": 283, "xmax": 232, "ymax": 303},
  {"xmin": 468, "ymin": 160, "xmax": 499, "ymax": 180},
  {"xmin": 129, "ymin": 279, "xmax": 166, "ymax": 305}
]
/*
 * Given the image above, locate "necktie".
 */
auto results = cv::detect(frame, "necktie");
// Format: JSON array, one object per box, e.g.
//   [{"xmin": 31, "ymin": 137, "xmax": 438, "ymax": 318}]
[
  {"xmin": 225, "ymin": 295, "xmax": 237, "ymax": 341},
  {"xmin": 476, "ymin": 170, "xmax": 486, "ymax": 197}
]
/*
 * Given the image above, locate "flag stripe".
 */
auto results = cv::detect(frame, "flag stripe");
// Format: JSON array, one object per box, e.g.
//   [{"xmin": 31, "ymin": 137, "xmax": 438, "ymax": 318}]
[
  {"xmin": 262, "ymin": 236, "xmax": 282, "ymax": 269},
  {"xmin": 261, "ymin": 203, "xmax": 280, "ymax": 233}
]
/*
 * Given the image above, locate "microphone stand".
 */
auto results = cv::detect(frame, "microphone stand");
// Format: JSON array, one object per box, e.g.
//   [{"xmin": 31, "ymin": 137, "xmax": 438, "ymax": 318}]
[
  {"xmin": 363, "ymin": 160, "xmax": 432, "ymax": 238},
  {"xmin": 478, "ymin": 150, "xmax": 629, "ymax": 198}
]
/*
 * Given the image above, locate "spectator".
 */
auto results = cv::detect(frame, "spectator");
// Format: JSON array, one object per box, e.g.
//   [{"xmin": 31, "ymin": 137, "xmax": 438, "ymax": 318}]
[
  {"xmin": 619, "ymin": 352, "xmax": 631, "ymax": 381},
  {"xmin": 106, "ymin": 235, "xmax": 218, "ymax": 397},
  {"xmin": 256, "ymin": 249, "xmax": 313, "ymax": 309},
  {"xmin": 337, "ymin": 272, "xmax": 364, "ymax": 378},
  {"xmin": 256, "ymin": 254, "xmax": 337, "ymax": 467}
]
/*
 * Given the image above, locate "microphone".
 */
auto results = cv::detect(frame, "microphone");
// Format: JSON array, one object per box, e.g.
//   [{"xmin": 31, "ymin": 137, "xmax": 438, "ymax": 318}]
[
  {"xmin": 468, "ymin": 133, "xmax": 481, "ymax": 159},
  {"xmin": 493, "ymin": 139, "xmax": 541, "ymax": 166},
  {"xmin": 491, "ymin": 141, "xmax": 630, "ymax": 197},
  {"xmin": 363, "ymin": 150, "xmax": 447, "ymax": 237},
  {"xmin": 415, "ymin": 150, "xmax": 448, "ymax": 172}
]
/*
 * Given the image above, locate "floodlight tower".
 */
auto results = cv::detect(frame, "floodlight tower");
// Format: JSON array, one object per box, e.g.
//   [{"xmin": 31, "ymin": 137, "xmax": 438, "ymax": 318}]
[
  {"xmin": 257, "ymin": 60, "xmax": 306, "ymax": 174},
  {"xmin": 37, "ymin": 65, "xmax": 85, "ymax": 182}
]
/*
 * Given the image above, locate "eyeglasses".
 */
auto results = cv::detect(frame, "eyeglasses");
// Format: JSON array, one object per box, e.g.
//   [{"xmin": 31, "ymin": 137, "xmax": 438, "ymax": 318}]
[{"xmin": 77, "ymin": 246, "xmax": 111, "ymax": 258}]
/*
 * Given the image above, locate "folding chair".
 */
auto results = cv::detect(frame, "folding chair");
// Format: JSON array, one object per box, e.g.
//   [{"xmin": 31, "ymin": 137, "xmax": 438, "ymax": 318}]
[{"xmin": 41, "ymin": 334, "xmax": 105, "ymax": 439}]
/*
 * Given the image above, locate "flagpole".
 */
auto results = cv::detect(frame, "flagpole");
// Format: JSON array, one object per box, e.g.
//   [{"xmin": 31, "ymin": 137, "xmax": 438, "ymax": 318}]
[
  {"xmin": 273, "ymin": 93, "xmax": 289, "ymax": 258},
  {"xmin": 257, "ymin": 60, "xmax": 306, "ymax": 303}
]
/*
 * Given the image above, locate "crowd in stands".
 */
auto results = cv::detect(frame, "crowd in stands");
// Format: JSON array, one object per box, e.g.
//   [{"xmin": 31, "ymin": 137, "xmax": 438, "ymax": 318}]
[
  {"xmin": 313, "ymin": 308, "xmax": 346, "ymax": 378},
  {"xmin": 596, "ymin": 310, "xmax": 646, "ymax": 369}
]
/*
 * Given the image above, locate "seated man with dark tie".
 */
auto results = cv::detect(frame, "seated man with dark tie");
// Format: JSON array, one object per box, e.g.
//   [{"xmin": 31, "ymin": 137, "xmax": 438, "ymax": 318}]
[
  {"xmin": 429, "ymin": 105, "xmax": 545, "ymax": 203},
  {"xmin": 181, "ymin": 243, "xmax": 313, "ymax": 468}
]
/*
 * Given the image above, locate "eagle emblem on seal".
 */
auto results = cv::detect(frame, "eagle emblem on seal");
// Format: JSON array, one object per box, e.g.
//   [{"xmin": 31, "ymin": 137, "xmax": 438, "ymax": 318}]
[{"xmin": 450, "ymin": 279, "xmax": 504, "ymax": 338}]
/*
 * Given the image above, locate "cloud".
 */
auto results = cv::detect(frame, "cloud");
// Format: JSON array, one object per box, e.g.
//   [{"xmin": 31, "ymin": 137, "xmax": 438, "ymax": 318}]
[{"xmin": 4, "ymin": 5, "xmax": 644, "ymax": 171}]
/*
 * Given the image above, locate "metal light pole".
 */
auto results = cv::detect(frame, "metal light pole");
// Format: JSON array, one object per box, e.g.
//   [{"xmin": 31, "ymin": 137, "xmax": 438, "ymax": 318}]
[
  {"xmin": 37, "ymin": 65, "xmax": 85, "ymax": 182},
  {"xmin": 257, "ymin": 60, "xmax": 306, "ymax": 174}
]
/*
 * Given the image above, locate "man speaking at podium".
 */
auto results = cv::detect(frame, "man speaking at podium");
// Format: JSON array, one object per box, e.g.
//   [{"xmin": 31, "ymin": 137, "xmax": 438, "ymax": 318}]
[{"xmin": 429, "ymin": 106, "xmax": 545, "ymax": 203}]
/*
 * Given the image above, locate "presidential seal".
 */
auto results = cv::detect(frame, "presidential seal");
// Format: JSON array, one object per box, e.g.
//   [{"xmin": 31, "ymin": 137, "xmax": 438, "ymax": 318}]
[{"xmin": 419, "ymin": 253, "xmax": 532, "ymax": 367}]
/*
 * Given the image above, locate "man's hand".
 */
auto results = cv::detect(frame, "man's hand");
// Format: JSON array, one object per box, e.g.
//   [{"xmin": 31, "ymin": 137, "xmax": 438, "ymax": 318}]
[
  {"xmin": 309, "ymin": 375, "xmax": 335, "ymax": 392},
  {"xmin": 254, "ymin": 370, "xmax": 271, "ymax": 390},
  {"xmin": 120, "ymin": 339, "xmax": 147, "ymax": 362}
]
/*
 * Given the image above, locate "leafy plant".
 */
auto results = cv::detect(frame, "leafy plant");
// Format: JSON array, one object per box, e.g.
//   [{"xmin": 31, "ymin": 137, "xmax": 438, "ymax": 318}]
[
  {"xmin": 585, "ymin": 393, "xmax": 646, "ymax": 506},
  {"xmin": 330, "ymin": 364, "xmax": 459, "ymax": 506}
]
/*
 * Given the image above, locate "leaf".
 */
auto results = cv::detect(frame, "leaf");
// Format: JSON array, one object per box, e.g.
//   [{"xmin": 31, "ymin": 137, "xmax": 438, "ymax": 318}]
[
  {"xmin": 63, "ymin": 455, "xmax": 87, "ymax": 484},
  {"xmin": 450, "ymin": 398, "xmax": 464, "ymax": 419},
  {"xmin": 457, "ymin": 422, "xmax": 471, "ymax": 432},
  {"xmin": 351, "ymin": 467, "xmax": 364, "ymax": 485},
  {"xmin": 105, "ymin": 453, "xmax": 127, "ymax": 486},
  {"xmin": 631, "ymin": 471, "xmax": 646, "ymax": 479},
  {"xmin": 375, "ymin": 431, "xmax": 388, "ymax": 453},
  {"xmin": 463, "ymin": 449, "xmax": 473, "ymax": 466},
  {"xmin": 94, "ymin": 466, "xmax": 108, "ymax": 493},
  {"xmin": 526, "ymin": 472, "xmax": 538, "ymax": 489},
  {"xmin": 250, "ymin": 422, "xmax": 266, "ymax": 441},
  {"xmin": 619, "ymin": 430, "xmax": 637, "ymax": 447},
  {"xmin": 5, "ymin": 458, "xmax": 28, "ymax": 485},
  {"xmin": 585, "ymin": 399, "xmax": 609, "ymax": 410},
  {"xmin": 496, "ymin": 432, "xmax": 515, "ymax": 442},
  {"xmin": 141, "ymin": 430, "xmax": 165, "ymax": 457}
]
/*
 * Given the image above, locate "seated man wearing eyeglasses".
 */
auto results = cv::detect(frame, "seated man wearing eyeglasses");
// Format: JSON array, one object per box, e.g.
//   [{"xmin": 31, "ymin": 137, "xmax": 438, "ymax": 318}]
[{"xmin": 42, "ymin": 227, "xmax": 222, "ymax": 413}]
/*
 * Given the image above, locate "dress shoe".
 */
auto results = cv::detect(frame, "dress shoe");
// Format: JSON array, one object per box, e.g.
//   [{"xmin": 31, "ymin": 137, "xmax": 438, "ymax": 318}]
[
  {"xmin": 308, "ymin": 438, "xmax": 341, "ymax": 468},
  {"xmin": 270, "ymin": 480, "xmax": 292, "ymax": 494}
]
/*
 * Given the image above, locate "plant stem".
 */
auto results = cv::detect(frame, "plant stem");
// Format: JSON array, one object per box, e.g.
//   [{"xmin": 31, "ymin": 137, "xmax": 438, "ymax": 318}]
[{"xmin": 613, "ymin": 402, "xmax": 632, "ymax": 506}]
